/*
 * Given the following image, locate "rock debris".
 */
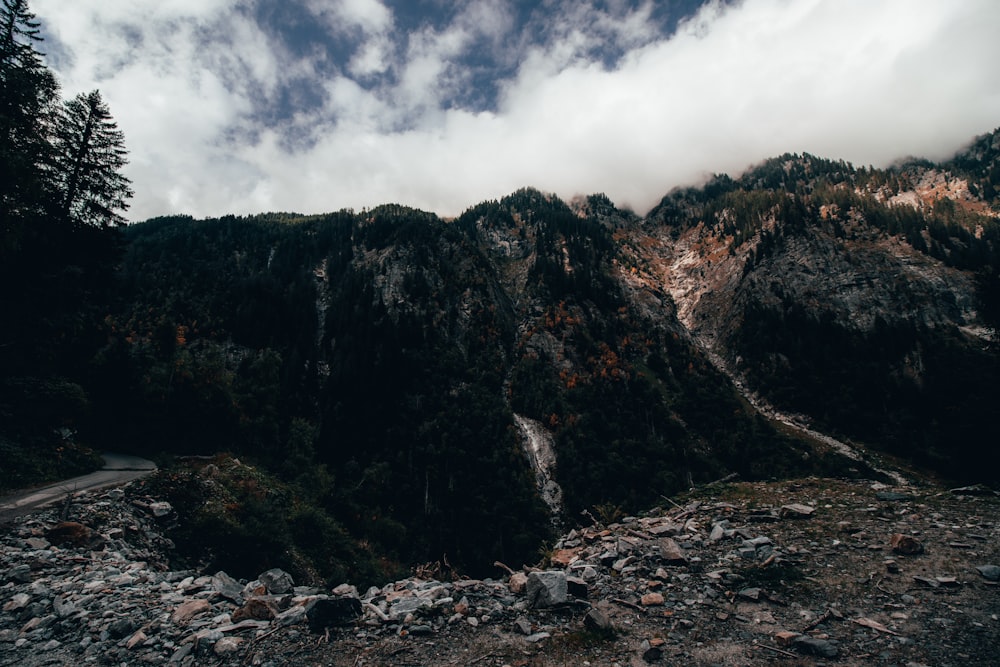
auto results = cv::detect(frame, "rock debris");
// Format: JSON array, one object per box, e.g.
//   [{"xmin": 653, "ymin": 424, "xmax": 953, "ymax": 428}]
[{"xmin": 1, "ymin": 477, "xmax": 998, "ymax": 666}]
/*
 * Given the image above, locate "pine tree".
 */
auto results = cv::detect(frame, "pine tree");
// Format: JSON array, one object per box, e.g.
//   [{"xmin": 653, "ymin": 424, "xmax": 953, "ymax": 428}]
[
  {"xmin": 51, "ymin": 90, "xmax": 133, "ymax": 228},
  {"xmin": 0, "ymin": 0, "xmax": 58, "ymax": 237}
]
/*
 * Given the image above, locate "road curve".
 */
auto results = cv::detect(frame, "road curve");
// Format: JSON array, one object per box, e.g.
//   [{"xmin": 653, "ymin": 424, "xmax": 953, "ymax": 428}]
[{"xmin": 0, "ymin": 453, "xmax": 156, "ymax": 521}]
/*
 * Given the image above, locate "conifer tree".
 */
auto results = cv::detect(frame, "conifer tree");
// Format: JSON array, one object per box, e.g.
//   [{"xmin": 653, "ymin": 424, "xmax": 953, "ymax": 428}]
[
  {"xmin": 51, "ymin": 90, "xmax": 133, "ymax": 228},
  {"xmin": 0, "ymin": 0, "xmax": 58, "ymax": 237}
]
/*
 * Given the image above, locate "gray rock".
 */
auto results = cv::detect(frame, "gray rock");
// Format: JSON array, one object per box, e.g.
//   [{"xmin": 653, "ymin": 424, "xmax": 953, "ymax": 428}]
[
  {"xmin": 211, "ymin": 571, "xmax": 244, "ymax": 602},
  {"xmin": 259, "ymin": 568, "xmax": 294, "ymax": 595},
  {"xmin": 513, "ymin": 617, "xmax": 533, "ymax": 635},
  {"xmin": 193, "ymin": 628, "xmax": 224, "ymax": 651},
  {"xmin": 792, "ymin": 635, "xmax": 839, "ymax": 658},
  {"xmin": 525, "ymin": 632, "xmax": 550, "ymax": 643},
  {"xmin": 107, "ymin": 618, "xmax": 135, "ymax": 640},
  {"xmin": 526, "ymin": 571, "xmax": 568, "ymax": 608},
  {"xmin": 149, "ymin": 501, "xmax": 173, "ymax": 517},
  {"xmin": 168, "ymin": 644, "xmax": 192, "ymax": 663},
  {"xmin": 390, "ymin": 597, "xmax": 431, "ymax": 617},
  {"xmin": 52, "ymin": 595, "xmax": 77, "ymax": 618},
  {"xmin": 275, "ymin": 605, "xmax": 307, "ymax": 626},
  {"xmin": 975, "ymin": 565, "xmax": 1000, "ymax": 581},
  {"xmin": 583, "ymin": 608, "xmax": 613, "ymax": 633},
  {"xmin": 658, "ymin": 537, "xmax": 688, "ymax": 565},
  {"xmin": 3, "ymin": 592, "xmax": 31, "ymax": 611}
]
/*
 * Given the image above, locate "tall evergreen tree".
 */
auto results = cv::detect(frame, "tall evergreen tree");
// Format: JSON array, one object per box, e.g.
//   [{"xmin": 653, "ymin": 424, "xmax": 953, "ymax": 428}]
[
  {"xmin": 51, "ymin": 90, "xmax": 132, "ymax": 229},
  {"xmin": 0, "ymin": 0, "xmax": 58, "ymax": 243},
  {"xmin": 1, "ymin": 1, "xmax": 131, "ymax": 489}
]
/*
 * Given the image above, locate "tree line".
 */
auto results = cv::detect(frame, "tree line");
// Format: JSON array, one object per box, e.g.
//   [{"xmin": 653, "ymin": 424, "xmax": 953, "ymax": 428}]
[{"xmin": 1, "ymin": 0, "xmax": 131, "ymax": 489}]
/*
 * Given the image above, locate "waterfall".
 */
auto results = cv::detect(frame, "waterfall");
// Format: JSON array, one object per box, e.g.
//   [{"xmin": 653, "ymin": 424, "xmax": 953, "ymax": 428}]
[{"xmin": 513, "ymin": 413, "xmax": 564, "ymax": 525}]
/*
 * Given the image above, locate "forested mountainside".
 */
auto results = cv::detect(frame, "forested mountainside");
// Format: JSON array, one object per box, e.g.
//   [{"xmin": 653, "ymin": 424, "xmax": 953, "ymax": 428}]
[
  {"xmin": 4, "ymin": 126, "xmax": 999, "ymax": 588},
  {"xmin": 85, "ymin": 191, "xmax": 838, "ymax": 583}
]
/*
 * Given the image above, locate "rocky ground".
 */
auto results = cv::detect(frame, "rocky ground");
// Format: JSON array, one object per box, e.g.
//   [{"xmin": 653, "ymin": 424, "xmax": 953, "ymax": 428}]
[{"xmin": 1, "ymin": 475, "xmax": 998, "ymax": 667}]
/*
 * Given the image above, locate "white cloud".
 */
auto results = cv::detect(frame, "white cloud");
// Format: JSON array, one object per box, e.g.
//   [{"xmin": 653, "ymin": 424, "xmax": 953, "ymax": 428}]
[{"xmin": 29, "ymin": 0, "xmax": 1000, "ymax": 220}]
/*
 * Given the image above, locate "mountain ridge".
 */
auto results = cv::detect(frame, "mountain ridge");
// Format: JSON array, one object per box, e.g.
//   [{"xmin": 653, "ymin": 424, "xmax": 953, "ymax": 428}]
[{"xmin": 5, "ymin": 125, "xmax": 999, "ymax": 589}]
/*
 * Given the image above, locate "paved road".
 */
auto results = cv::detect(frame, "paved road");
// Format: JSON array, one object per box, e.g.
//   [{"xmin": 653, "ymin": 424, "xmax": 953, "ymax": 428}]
[{"xmin": 0, "ymin": 453, "xmax": 156, "ymax": 521}]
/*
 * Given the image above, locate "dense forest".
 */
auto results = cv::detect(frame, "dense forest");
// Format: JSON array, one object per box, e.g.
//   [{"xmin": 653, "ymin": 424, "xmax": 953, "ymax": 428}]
[
  {"xmin": 1, "ymin": 0, "xmax": 131, "ymax": 490},
  {"xmin": 3, "ymin": 1, "xmax": 999, "ymax": 589}
]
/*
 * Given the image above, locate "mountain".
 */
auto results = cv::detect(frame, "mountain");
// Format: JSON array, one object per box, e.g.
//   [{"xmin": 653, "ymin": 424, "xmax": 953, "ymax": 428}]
[
  {"xmin": 635, "ymin": 145, "xmax": 1000, "ymax": 476},
  {"xmin": 7, "ymin": 127, "xmax": 1000, "ymax": 586}
]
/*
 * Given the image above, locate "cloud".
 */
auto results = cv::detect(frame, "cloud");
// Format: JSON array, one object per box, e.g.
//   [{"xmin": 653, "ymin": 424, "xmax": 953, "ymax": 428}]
[{"xmin": 30, "ymin": 0, "xmax": 1000, "ymax": 221}]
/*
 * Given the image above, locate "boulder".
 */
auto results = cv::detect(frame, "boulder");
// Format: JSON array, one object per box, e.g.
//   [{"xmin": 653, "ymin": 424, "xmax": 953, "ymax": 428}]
[
  {"xmin": 259, "ymin": 568, "xmax": 294, "ymax": 595},
  {"xmin": 307, "ymin": 597, "xmax": 362, "ymax": 631},
  {"xmin": 657, "ymin": 538, "xmax": 688, "ymax": 565},
  {"xmin": 526, "ymin": 571, "xmax": 568, "ymax": 608},
  {"xmin": 211, "ymin": 571, "xmax": 244, "ymax": 603},
  {"xmin": 583, "ymin": 608, "xmax": 613, "ymax": 633}
]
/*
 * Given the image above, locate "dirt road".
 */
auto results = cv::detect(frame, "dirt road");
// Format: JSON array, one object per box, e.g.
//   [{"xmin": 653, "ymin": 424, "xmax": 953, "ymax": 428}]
[{"xmin": 0, "ymin": 453, "xmax": 155, "ymax": 521}]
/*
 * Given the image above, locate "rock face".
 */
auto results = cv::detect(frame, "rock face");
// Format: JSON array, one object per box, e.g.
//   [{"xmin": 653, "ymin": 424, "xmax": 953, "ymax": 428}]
[
  {"xmin": 2, "ymin": 471, "xmax": 1000, "ymax": 666},
  {"xmin": 634, "ymin": 152, "xmax": 1000, "ymax": 477}
]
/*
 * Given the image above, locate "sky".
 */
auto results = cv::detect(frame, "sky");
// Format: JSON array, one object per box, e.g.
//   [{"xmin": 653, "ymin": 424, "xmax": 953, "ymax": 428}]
[{"xmin": 31, "ymin": 0, "xmax": 1000, "ymax": 222}]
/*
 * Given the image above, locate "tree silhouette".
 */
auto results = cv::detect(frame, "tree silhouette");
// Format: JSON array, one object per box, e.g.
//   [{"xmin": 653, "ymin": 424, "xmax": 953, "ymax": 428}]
[
  {"xmin": 0, "ymin": 0, "xmax": 58, "ymax": 239},
  {"xmin": 51, "ymin": 90, "xmax": 132, "ymax": 228}
]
